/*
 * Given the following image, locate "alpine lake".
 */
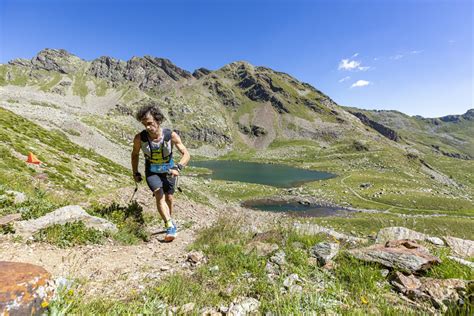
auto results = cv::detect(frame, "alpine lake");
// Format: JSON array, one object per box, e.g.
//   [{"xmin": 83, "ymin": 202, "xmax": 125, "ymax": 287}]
[{"xmin": 191, "ymin": 160, "xmax": 351, "ymax": 217}]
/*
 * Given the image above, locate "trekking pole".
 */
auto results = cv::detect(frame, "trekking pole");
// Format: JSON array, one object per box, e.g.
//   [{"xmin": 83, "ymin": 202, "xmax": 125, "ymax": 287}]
[{"xmin": 130, "ymin": 181, "xmax": 138, "ymax": 203}]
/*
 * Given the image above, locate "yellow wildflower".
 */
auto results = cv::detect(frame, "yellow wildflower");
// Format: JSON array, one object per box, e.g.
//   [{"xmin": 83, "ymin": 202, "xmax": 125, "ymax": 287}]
[{"xmin": 41, "ymin": 301, "xmax": 49, "ymax": 308}]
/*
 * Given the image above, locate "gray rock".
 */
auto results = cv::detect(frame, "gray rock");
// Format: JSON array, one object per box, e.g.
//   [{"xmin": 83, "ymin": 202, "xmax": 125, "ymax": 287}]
[
  {"xmin": 349, "ymin": 240, "xmax": 441, "ymax": 273},
  {"xmin": 5, "ymin": 190, "xmax": 27, "ymax": 204},
  {"xmin": 444, "ymin": 236, "xmax": 474, "ymax": 258},
  {"xmin": 377, "ymin": 226, "xmax": 445, "ymax": 246},
  {"xmin": 310, "ymin": 242, "xmax": 340, "ymax": 265},
  {"xmin": 228, "ymin": 297, "xmax": 260, "ymax": 315},
  {"xmin": 180, "ymin": 302, "xmax": 195, "ymax": 313},
  {"xmin": 270, "ymin": 250, "xmax": 286, "ymax": 266},
  {"xmin": 13, "ymin": 205, "xmax": 117, "ymax": 238},
  {"xmin": 209, "ymin": 265, "xmax": 219, "ymax": 273},
  {"xmin": 283, "ymin": 273, "xmax": 301, "ymax": 289},
  {"xmin": 425, "ymin": 236, "xmax": 444, "ymax": 246},
  {"xmin": 187, "ymin": 250, "xmax": 206, "ymax": 264},
  {"xmin": 293, "ymin": 222, "xmax": 367, "ymax": 244},
  {"xmin": 447, "ymin": 256, "xmax": 474, "ymax": 269}
]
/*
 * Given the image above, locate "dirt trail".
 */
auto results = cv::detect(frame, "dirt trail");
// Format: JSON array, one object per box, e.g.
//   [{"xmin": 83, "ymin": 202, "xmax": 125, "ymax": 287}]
[{"xmin": 0, "ymin": 184, "xmax": 280, "ymax": 299}]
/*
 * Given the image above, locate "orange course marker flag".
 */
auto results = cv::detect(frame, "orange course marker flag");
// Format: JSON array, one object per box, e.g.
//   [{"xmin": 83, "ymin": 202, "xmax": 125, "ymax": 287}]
[{"xmin": 26, "ymin": 152, "xmax": 41, "ymax": 164}]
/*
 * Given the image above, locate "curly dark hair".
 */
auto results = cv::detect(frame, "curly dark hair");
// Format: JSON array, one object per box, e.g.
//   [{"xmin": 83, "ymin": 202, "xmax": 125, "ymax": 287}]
[{"xmin": 135, "ymin": 103, "xmax": 165, "ymax": 124}]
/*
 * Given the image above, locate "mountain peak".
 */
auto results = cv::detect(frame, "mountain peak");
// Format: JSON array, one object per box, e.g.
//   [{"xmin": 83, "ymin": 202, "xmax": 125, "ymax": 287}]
[{"xmin": 11, "ymin": 48, "xmax": 86, "ymax": 74}]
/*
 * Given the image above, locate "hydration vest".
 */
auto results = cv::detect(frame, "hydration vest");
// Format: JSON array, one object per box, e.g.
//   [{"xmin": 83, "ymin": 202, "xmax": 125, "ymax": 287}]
[{"xmin": 140, "ymin": 128, "xmax": 174, "ymax": 173}]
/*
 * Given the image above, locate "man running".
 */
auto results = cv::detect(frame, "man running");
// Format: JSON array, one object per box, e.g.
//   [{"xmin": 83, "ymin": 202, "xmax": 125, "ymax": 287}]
[{"xmin": 131, "ymin": 103, "xmax": 190, "ymax": 242}]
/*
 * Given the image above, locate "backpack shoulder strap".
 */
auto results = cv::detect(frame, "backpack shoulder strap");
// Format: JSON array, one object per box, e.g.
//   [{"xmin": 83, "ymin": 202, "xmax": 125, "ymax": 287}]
[
  {"xmin": 140, "ymin": 130, "xmax": 148, "ymax": 142},
  {"xmin": 163, "ymin": 128, "xmax": 172, "ymax": 142}
]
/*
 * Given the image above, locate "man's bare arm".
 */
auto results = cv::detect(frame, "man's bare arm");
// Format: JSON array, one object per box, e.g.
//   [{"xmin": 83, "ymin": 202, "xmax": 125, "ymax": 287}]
[
  {"xmin": 131, "ymin": 134, "xmax": 141, "ymax": 175},
  {"xmin": 171, "ymin": 132, "xmax": 190, "ymax": 167}
]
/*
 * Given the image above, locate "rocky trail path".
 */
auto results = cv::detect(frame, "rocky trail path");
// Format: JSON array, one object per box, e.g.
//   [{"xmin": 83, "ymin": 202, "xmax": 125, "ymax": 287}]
[
  {"xmin": 0, "ymin": 187, "xmax": 200, "ymax": 298},
  {"xmin": 0, "ymin": 183, "xmax": 280, "ymax": 299}
]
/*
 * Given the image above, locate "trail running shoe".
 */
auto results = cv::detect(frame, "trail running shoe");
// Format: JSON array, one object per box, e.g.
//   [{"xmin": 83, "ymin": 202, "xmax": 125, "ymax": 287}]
[{"xmin": 164, "ymin": 224, "xmax": 177, "ymax": 242}]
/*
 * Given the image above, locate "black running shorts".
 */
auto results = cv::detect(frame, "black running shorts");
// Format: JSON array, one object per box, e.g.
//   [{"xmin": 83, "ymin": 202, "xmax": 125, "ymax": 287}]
[{"xmin": 145, "ymin": 172, "xmax": 176, "ymax": 194}]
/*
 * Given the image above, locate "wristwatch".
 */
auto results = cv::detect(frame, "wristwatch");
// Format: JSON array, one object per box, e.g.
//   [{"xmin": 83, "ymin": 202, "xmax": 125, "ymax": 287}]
[{"xmin": 176, "ymin": 163, "xmax": 184, "ymax": 171}]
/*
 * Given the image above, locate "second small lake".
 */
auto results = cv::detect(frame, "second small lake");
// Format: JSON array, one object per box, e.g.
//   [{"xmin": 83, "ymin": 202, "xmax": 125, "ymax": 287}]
[{"xmin": 191, "ymin": 160, "xmax": 336, "ymax": 187}]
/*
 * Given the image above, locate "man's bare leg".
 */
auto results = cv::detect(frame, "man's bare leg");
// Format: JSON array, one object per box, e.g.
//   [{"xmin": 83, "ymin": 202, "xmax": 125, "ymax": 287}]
[
  {"xmin": 165, "ymin": 193, "xmax": 173, "ymax": 217},
  {"xmin": 155, "ymin": 189, "xmax": 176, "ymax": 241},
  {"xmin": 154, "ymin": 188, "xmax": 171, "ymax": 222}
]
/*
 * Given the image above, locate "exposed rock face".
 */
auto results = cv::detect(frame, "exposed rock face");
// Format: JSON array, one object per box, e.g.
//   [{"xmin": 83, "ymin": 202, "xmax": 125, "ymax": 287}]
[
  {"xmin": 124, "ymin": 56, "xmax": 192, "ymax": 90},
  {"xmin": 430, "ymin": 145, "xmax": 471, "ymax": 160},
  {"xmin": 88, "ymin": 55, "xmax": 192, "ymax": 89},
  {"xmin": 204, "ymin": 80, "xmax": 240, "ymax": 109},
  {"xmin": 349, "ymin": 240, "xmax": 441, "ymax": 273},
  {"xmin": 0, "ymin": 261, "xmax": 54, "ymax": 315},
  {"xmin": 88, "ymin": 56, "xmax": 127, "ymax": 85},
  {"xmin": 184, "ymin": 125, "xmax": 231, "ymax": 147},
  {"xmin": 310, "ymin": 242, "xmax": 340, "ymax": 266},
  {"xmin": 443, "ymin": 236, "xmax": 474, "ymax": 258},
  {"xmin": 350, "ymin": 111, "xmax": 400, "ymax": 141},
  {"xmin": 13, "ymin": 205, "xmax": 117, "ymax": 238},
  {"xmin": 192, "ymin": 67, "xmax": 211, "ymax": 79},
  {"xmin": 391, "ymin": 272, "xmax": 470, "ymax": 312},
  {"xmin": 12, "ymin": 48, "xmax": 85, "ymax": 74}
]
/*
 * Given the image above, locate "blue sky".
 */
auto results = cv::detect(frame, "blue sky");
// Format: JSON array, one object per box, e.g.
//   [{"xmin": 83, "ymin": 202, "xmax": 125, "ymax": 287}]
[{"xmin": 0, "ymin": 0, "xmax": 472, "ymax": 117}]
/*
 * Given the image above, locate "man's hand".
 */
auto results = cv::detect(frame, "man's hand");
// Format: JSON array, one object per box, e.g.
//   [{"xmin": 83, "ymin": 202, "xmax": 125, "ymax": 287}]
[
  {"xmin": 168, "ymin": 169, "xmax": 180, "ymax": 177},
  {"xmin": 133, "ymin": 172, "xmax": 142, "ymax": 182}
]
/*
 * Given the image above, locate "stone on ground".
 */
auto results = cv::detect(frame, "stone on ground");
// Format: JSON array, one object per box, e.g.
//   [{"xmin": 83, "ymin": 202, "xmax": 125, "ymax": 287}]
[
  {"xmin": 310, "ymin": 242, "xmax": 340, "ymax": 266},
  {"xmin": 13, "ymin": 205, "xmax": 117, "ymax": 238},
  {"xmin": 0, "ymin": 261, "xmax": 54, "ymax": 315},
  {"xmin": 391, "ymin": 271, "xmax": 470, "ymax": 312},
  {"xmin": 349, "ymin": 239, "xmax": 441, "ymax": 273},
  {"xmin": 227, "ymin": 297, "xmax": 260, "ymax": 315},
  {"xmin": 293, "ymin": 222, "xmax": 367, "ymax": 244},
  {"xmin": 376, "ymin": 226, "xmax": 444, "ymax": 246},
  {"xmin": 443, "ymin": 236, "xmax": 474, "ymax": 258}
]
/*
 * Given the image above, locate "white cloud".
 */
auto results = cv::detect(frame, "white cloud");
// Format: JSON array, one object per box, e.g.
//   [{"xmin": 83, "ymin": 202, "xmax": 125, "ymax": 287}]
[
  {"xmin": 339, "ymin": 76, "xmax": 350, "ymax": 83},
  {"xmin": 338, "ymin": 58, "xmax": 370, "ymax": 71},
  {"xmin": 410, "ymin": 50, "xmax": 422, "ymax": 54},
  {"xmin": 339, "ymin": 59, "xmax": 361, "ymax": 70},
  {"xmin": 351, "ymin": 80, "xmax": 370, "ymax": 88},
  {"xmin": 352, "ymin": 53, "xmax": 359, "ymax": 57}
]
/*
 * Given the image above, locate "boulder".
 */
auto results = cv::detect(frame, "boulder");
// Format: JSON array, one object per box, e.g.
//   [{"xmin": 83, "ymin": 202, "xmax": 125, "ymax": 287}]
[
  {"xmin": 310, "ymin": 242, "xmax": 340, "ymax": 266},
  {"xmin": 444, "ymin": 236, "xmax": 474, "ymax": 258},
  {"xmin": 293, "ymin": 223, "xmax": 367, "ymax": 244},
  {"xmin": 376, "ymin": 227, "xmax": 444, "ymax": 246},
  {"xmin": 13, "ymin": 205, "xmax": 117, "ymax": 238},
  {"xmin": 391, "ymin": 271, "xmax": 470, "ymax": 312},
  {"xmin": 0, "ymin": 261, "xmax": 55, "ymax": 315},
  {"xmin": 349, "ymin": 239, "xmax": 441, "ymax": 273}
]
